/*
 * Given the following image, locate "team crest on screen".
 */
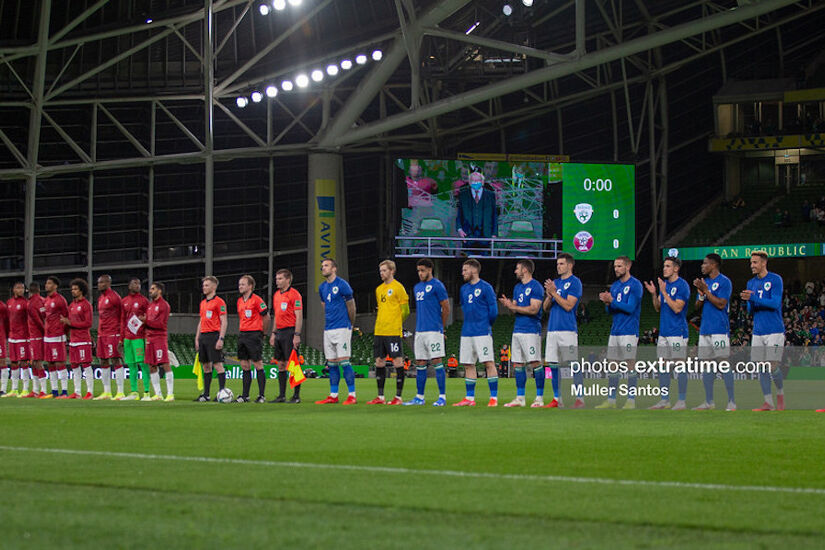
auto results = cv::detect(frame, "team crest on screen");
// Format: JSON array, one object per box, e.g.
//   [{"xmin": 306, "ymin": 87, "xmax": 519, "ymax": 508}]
[
  {"xmin": 474, "ymin": 288, "xmax": 481, "ymax": 297},
  {"xmin": 574, "ymin": 203, "xmax": 593, "ymax": 224},
  {"xmin": 425, "ymin": 285, "xmax": 432, "ymax": 292},
  {"xmin": 764, "ymin": 282, "xmax": 771, "ymax": 291},
  {"xmin": 573, "ymin": 231, "xmax": 593, "ymax": 252}
]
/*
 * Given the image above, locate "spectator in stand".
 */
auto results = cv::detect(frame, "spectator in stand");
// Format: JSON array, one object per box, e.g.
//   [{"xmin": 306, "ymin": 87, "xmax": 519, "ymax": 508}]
[{"xmin": 802, "ymin": 200, "xmax": 812, "ymax": 221}]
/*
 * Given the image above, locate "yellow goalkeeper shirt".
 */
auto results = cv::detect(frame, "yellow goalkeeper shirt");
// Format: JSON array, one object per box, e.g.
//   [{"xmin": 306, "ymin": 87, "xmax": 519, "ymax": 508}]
[{"xmin": 374, "ymin": 279, "xmax": 409, "ymax": 337}]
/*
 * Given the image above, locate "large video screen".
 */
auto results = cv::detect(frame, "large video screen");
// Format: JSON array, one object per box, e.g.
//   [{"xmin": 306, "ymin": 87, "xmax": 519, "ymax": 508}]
[{"xmin": 395, "ymin": 158, "xmax": 634, "ymax": 260}]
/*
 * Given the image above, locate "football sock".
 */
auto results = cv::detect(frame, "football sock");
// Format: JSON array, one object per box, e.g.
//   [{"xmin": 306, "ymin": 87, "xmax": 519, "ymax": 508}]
[
  {"xmin": 217, "ymin": 372, "xmax": 226, "ymax": 391},
  {"xmin": 702, "ymin": 373, "xmax": 715, "ymax": 404},
  {"xmin": 328, "ymin": 363, "xmax": 340, "ymax": 396},
  {"xmin": 608, "ymin": 374, "xmax": 619, "ymax": 400},
  {"xmin": 242, "ymin": 369, "xmax": 252, "ymax": 397},
  {"xmin": 487, "ymin": 376, "xmax": 498, "ymax": 398},
  {"xmin": 203, "ymin": 371, "xmax": 213, "ymax": 397},
  {"xmin": 678, "ymin": 372, "xmax": 688, "ymax": 401},
  {"xmin": 49, "ymin": 369, "xmax": 58, "ymax": 393},
  {"xmin": 464, "ymin": 378, "xmax": 476, "ymax": 399},
  {"xmin": 72, "ymin": 367, "xmax": 82, "ymax": 394},
  {"xmin": 20, "ymin": 368, "xmax": 30, "ymax": 393},
  {"xmin": 256, "ymin": 368, "xmax": 266, "ymax": 396},
  {"xmin": 771, "ymin": 368, "xmax": 784, "ymax": 393},
  {"xmin": 128, "ymin": 364, "xmax": 139, "ymax": 392},
  {"xmin": 0, "ymin": 367, "xmax": 8, "ymax": 393},
  {"xmin": 30, "ymin": 370, "xmax": 39, "ymax": 394},
  {"xmin": 415, "ymin": 366, "xmax": 427, "ymax": 398},
  {"xmin": 723, "ymin": 372, "xmax": 735, "ymax": 403},
  {"xmin": 341, "ymin": 361, "xmax": 356, "ymax": 394},
  {"xmin": 141, "ymin": 363, "xmax": 150, "ymax": 392},
  {"xmin": 572, "ymin": 369, "xmax": 583, "ymax": 398},
  {"xmin": 658, "ymin": 371, "xmax": 670, "ymax": 399},
  {"xmin": 514, "ymin": 367, "xmax": 526, "ymax": 397},
  {"xmin": 535, "ymin": 366, "xmax": 546, "ymax": 397},
  {"xmin": 434, "ymin": 363, "xmax": 446, "ymax": 397},
  {"xmin": 376, "ymin": 366, "xmax": 386, "ymax": 397},
  {"xmin": 101, "ymin": 367, "xmax": 112, "ymax": 394},
  {"xmin": 165, "ymin": 371, "xmax": 174, "ymax": 395},
  {"xmin": 114, "ymin": 366, "xmax": 125, "ymax": 394},
  {"xmin": 150, "ymin": 371, "xmax": 161, "ymax": 395},
  {"xmin": 10, "ymin": 367, "xmax": 19, "ymax": 391},
  {"xmin": 758, "ymin": 372, "xmax": 772, "ymax": 399},
  {"xmin": 395, "ymin": 366, "xmax": 405, "ymax": 398},
  {"xmin": 84, "ymin": 366, "xmax": 94, "ymax": 394},
  {"xmin": 627, "ymin": 374, "xmax": 638, "ymax": 400},
  {"xmin": 550, "ymin": 366, "xmax": 560, "ymax": 399},
  {"xmin": 277, "ymin": 370, "xmax": 287, "ymax": 397},
  {"xmin": 293, "ymin": 382, "xmax": 301, "ymax": 398},
  {"xmin": 58, "ymin": 369, "xmax": 68, "ymax": 391}
]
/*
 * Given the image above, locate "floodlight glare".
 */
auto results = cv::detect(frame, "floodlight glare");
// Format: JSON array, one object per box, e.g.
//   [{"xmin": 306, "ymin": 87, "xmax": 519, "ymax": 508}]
[
  {"xmin": 251, "ymin": 91, "xmax": 263, "ymax": 103},
  {"xmin": 311, "ymin": 69, "xmax": 324, "ymax": 82},
  {"xmin": 355, "ymin": 54, "xmax": 367, "ymax": 65},
  {"xmin": 287, "ymin": 0, "xmax": 302, "ymax": 5},
  {"xmin": 522, "ymin": 0, "xmax": 533, "ymax": 6},
  {"xmin": 145, "ymin": 18, "xmax": 153, "ymax": 24},
  {"xmin": 326, "ymin": 64, "xmax": 339, "ymax": 76},
  {"xmin": 502, "ymin": 3, "xmax": 513, "ymax": 16},
  {"xmin": 272, "ymin": 0, "xmax": 286, "ymax": 11},
  {"xmin": 371, "ymin": 49, "xmax": 383, "ymax": 61},
  {"xmin": 281, "ymin": 80, "xmax": 293, "ymax": 91},
  {"xmin": 236, "ymin": 96, "xmax": 248, "ymax": 108},
  {"xmin": 258, "ymin": 4, "xmax": 270, "ymax": 15},
  {"xmin": 265, "ymin": 85, "xmax": 278, "ymax": 98},
  {"xmin": 295, "ymin": 73, "xmax": 309, "ymax": 88},
  {"xmin": 340, "ymin": 59, "xmax": 353, "ymax": 70}
]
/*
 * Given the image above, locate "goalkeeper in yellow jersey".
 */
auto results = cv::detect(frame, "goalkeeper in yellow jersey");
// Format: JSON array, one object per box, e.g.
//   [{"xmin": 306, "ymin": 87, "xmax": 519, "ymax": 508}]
[{"xmin": 367, "ymin": 260, "xmax": 410, "ymax": 405}]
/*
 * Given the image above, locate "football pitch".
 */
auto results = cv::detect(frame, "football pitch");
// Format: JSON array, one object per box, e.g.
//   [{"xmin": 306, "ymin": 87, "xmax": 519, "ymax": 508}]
[{"xmin": 1, "ymin": 379, "xmax": 824, "ymax": 549}]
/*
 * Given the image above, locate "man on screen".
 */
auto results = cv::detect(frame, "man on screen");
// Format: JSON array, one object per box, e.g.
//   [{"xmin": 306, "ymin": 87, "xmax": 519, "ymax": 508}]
[{"xmin": 456, "ymin": 172, "xmax": 497, "ymax": 254}]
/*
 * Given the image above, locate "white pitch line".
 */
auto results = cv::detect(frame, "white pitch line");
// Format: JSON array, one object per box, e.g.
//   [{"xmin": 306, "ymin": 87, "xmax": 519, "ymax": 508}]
[{"xmin": 1, "ymin": 445, "xmax": 824, "ymax": 496}]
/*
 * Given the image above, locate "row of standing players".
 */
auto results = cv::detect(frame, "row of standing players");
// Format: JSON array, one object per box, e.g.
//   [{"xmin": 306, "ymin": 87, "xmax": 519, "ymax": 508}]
[
  {"xmin": 1, "ymin": 251, "xmax": 818, "ymax": 411},
  {"xmin": 0, "ymin": 270, "xmax": 304, "ymax": 403}
]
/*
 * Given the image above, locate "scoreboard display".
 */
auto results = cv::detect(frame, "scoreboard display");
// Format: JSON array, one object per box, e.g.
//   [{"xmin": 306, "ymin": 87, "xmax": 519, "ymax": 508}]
[{"xmin": 560, "ymin": 163, "xmax": 636, "ymax": 260}]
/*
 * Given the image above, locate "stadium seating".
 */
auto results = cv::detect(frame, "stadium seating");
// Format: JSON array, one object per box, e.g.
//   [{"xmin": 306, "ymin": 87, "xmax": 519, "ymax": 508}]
[
  {"xmin": 677, "ymin": 184, "xmax": 777, "ymax": 246},
  {"xmin": 725, "ymin": 184, "xmax": 825, "ymax": 244}
]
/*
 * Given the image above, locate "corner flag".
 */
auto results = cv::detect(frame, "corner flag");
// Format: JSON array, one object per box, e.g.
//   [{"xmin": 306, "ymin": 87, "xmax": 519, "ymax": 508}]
[{"xmin": 287, "ymin": 349, "xmax": 306, "ymax": 388}]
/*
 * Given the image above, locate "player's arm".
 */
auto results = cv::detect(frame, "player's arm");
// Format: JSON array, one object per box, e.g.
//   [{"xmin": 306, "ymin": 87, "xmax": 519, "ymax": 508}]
[
  {"xmin": 609, "ymin": 290, "xmax": 637, "ymax": 314},
  {"xmin": 71, "ymin": 303, "xmax": 93, "ymax": 329},
  {"xmin": 661, "ymin": 293, "xmax": 685, "ymax": 314},
  {"xmin": 439, "ymin": 299, "xmax": 450, "ymax": 331},
  {"xmin": 486, "ymin": 286, "xmax": 498, "ymax": 325},
  {"xmin": 195, "ymin": 320, "xmax": 202, "ymax": 349},
  {"xmin": 750, "ymin": 277, "xmax": 783, "ymax": 311},
  {"xmin": 217, "ymin": 310, "xmax": 228, "ymax": 350},
  {"xmin": 542, "ymin": 293, "xmax": 554, "ymax": 313},
  {"xmin": 261, "ymin": 310, "xmax": 271, "ymax": 336},
  {"xmin": 508, "ymin": 298, "xmax": 542, "ymax": 316},
  {"xmin": 400, "ymin": 286, "xmax": 410, "ymax": 322},
  {"xmin": 346, "ymin": 298, "xmax": 356, "ymax": 326},
  {"xmin": 293, "ymin": 295, "xmax": 303, "ymax": 348},
  {"xmin": 549, "ymin": 285, "xmax": 578, "ymax": 312}
]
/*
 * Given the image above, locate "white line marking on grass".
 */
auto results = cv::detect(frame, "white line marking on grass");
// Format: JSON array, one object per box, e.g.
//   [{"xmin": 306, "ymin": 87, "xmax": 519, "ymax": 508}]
[{"xmin": 1, "ymin": 445, "xmax": 824, "ymax": 496}]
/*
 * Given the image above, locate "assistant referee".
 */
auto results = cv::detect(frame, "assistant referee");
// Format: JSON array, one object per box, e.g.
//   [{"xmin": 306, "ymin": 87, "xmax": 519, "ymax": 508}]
[{"xmin": 269, "ymin": 269, "xmax": 303, "ymax": 403}]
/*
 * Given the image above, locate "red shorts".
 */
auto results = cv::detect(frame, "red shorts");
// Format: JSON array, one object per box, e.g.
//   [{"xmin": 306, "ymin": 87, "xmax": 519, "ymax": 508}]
[
  {"xmin": 0, "ymin": 339, "xmax": 5, "ymax": 359},
  {"xmin": 29, "ymin": 338, "xmax": 44, "ymax": 361},
  {"xmin": 8, "ymin": 339, "xmax": 29, "ymax": 362},
  {"xmin": 44, "ymin": 338, "xmax": 66, "ymax": 363},
  {"xmin": 69, "ymin": 342, "xmax": 93, "ymax": 366},
  {"xmin": 96, "ymin": 334, "xmax": 122, "ymax": 360},
  {"xmin": 145, "ymin": 337, "xmax": 169, "ymax": 366}
]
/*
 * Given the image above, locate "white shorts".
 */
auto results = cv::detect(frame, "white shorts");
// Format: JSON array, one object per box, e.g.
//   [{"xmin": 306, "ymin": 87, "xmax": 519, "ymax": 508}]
[
  {"xmin": 607, "ymin": 334, "xmax": 638, "ymax": 361},
  {"xmin": 750, "ymin": 333, "xmax": 785, "ymax": 362},
  {"xmin": 657, "ymin": 336, "xmax": 688, "ymax": 359},
  {"xmin": 511, "ymin": 333, "xmax": 541, "ymax": 364},
  {"xmin": 323, "ymin": 328, "xmax": 352, "ymax": 361},
  {"xmin": 697, "ymin": 334, "xmax": 730, "ymax": 359},
  {"xmin": 414, "ymin": 332, "xmax": 445, "ymax": 361},
  {"xmin": 545, "ymin": 331, "xmax": 578, "ymax": 364},
  {"xmin": 459, "ymin": 335, "xmax": 494, "ymax": 365}
]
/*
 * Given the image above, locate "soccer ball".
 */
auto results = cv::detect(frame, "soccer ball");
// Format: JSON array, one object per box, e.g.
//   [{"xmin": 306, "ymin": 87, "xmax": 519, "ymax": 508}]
[{"xmin": 216, "ymin": 388, "xmax": 235, "ymax": 403}]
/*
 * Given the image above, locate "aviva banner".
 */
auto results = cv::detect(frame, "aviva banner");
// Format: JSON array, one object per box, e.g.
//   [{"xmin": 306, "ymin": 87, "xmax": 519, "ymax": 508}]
[
  {"xmin": 314, "ymin": 178, "xmax": 337, "ymax": 265},
  {"xmin": 664, "ymin": 243, "xmax": 825, "ymax": 261}
]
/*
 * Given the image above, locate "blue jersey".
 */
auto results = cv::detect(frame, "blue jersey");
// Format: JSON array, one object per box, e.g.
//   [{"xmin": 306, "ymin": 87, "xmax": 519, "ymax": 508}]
[
  {"xmin": 607, "ymin": 276, "xmax": 643, "ymax": 336},
  {"xmin": 699, "ymin": 273, "xmax": 731, "ymax": 336},
  {"xmin": 414, "ymin": 278, "xmax": 448, "ymax": 333},
  {"xmin": 512, "ymin": 278, "xmax": 544, "ymax": 334},
  {"xmin": 746, "ymin": 271, "xmax": 784, "ymax": 335},
  {"xmin": 318, "ymin": 277, "xmax": 354, "ymax": 330},
  {"xmin": 658, "ymin": 277, "xmax": 690, "ymax": 338},
  {"xmin": 459, "ymin": 279, "xmax": 497, "ymax": 337},
  {"xmin": 547, "ymin": 274, "xmax": 582, "ymax": 333}
]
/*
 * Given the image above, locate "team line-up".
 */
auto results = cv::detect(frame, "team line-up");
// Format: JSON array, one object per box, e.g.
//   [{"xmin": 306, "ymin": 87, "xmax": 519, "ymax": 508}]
[{"xmin": 0, "ymin": 250, "xmax": 807, "ymax": 411}]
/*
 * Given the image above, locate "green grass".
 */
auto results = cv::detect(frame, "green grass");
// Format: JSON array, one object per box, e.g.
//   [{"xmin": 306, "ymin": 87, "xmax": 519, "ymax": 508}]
[{"xmin": 1, "ymin": 378, "xmax": 825, "ymax": 549}]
